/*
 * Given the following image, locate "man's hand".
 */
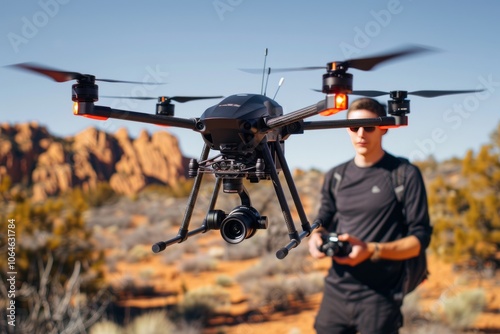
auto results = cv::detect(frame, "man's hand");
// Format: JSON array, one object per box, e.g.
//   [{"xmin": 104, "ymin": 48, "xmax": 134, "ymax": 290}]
[
  {"xmin": 332, "ymin": 233, "xmax": 373, "ymax": 266},
  {"xmin": 308, "ymin": 232, "xmax": 326, "ymax": 259}
]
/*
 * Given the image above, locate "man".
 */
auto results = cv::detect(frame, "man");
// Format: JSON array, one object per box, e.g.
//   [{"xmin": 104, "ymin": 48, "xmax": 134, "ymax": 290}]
[{"xmin": 308, "ymin": 98, "xmax": 432, "ymax": 334}]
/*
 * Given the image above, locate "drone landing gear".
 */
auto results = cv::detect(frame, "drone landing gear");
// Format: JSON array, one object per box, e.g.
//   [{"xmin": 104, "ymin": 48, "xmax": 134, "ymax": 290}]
[{"xmin": 152, "ymin": 142, "xmax": 321, "ymax": 259}]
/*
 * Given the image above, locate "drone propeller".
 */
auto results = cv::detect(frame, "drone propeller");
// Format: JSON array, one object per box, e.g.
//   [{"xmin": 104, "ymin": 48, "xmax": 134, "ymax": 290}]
[
  {"xmin": 101, "ymin": 95, "xmax": 223, "ymax": 103},
  {"xmin": 100, "ymin": 95, "xmax": 223, "ymax": 116},
  {"xmin": 8, "ymin": 62, "xmax": 162, "ymax": 84},
  {"xmin": 241, "ymin": 45, "xmax": 434, "ymax": 74},
  {"xmin": 350, "ymin": 89, "xmax": 483, "ymax": 98}
]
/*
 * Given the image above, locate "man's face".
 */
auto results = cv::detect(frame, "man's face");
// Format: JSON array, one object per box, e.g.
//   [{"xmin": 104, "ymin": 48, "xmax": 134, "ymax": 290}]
[{"xmin": 347, "ymin": 109, "xmax": 386, "ymax": 156}]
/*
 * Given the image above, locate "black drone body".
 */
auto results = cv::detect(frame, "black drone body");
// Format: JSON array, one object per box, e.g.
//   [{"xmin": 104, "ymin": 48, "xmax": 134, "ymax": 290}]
[
  {"xmin": 194, "ymin": 94, "xmax": 285, "ymax": 184},
  {"xmin": 7, "ymin": 45, "xmax": 482, "ymax": 259},
  {"xmin": 199, "ymin": 94, "xmax": 283, "ymax": 154}
]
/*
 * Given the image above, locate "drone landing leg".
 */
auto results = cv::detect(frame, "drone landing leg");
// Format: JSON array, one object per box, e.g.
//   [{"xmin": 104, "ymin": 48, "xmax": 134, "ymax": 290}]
[
  {"xmin": 267, "ymin": 142, "xmax": 322, "ymax": 259},
  {"xmin": 272, "ymin": 141, "xmax": 311, "ymax": 233},
  {"xmin": 260, "ymin": 143, "xmax": 300, "ymax": 257},
  {"xmin": 152, "ymin": 144, "xmax": 211, "ymax": 253}
]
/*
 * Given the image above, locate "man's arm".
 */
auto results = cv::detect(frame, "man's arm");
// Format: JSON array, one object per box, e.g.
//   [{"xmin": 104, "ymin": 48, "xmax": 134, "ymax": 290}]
[
  {"xmin": 308, "ymin": 169, "xmax": 338, "ymax": 259},
  {"xmin": 332, "ymin": 234, "xmax": 421, "ymax": 266},
  {"xmin": 367, "ymin": 235, "xmax": 421, "ymax": 260}
]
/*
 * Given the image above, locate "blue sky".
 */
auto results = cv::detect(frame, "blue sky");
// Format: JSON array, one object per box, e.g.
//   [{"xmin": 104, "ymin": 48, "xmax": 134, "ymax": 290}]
[{"xmin": 1, "ymin": 0, "xmax": 499, "ymax": 171}]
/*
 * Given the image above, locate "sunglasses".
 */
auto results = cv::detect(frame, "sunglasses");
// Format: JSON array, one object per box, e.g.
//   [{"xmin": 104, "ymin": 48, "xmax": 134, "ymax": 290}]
[{"xmin": 349, "ymin": 126, "xmax": 377, "ymax": 133}]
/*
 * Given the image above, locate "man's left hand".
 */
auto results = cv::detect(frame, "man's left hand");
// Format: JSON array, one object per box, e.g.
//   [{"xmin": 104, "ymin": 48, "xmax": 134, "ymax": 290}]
[{"xmin": 332, "ymin": 233, "xmax": 373, "ymax": 266}]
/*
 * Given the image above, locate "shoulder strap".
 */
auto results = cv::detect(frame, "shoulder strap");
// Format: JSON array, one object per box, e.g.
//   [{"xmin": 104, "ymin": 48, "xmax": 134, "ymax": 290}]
[
  {"xmin": 333, "ymin": 161, "xmax": 350, "ymax": 197},
  {"xmin": 391, "ymin": 157, "xmax": 410, "ymax": 205}
]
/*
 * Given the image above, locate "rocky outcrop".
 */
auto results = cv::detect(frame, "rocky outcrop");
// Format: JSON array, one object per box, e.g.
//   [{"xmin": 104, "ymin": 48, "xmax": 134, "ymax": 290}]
[{"xmin": 0, "ymin": 123, "xmax": 188, "ymax": 201}]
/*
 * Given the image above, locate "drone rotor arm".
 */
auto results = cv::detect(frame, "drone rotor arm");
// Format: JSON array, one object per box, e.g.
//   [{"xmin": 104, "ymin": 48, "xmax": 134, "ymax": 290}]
[
  {"xmin": 76, "ymin": 104, "xmax": 199, "ymax": 130},
  {"xmin": 266, "ymin": 99, "xmax": 327, "ymax": 129},
  {"xmin": 302, "ymin": 115, "xmax": 407, "ymax": 131}
]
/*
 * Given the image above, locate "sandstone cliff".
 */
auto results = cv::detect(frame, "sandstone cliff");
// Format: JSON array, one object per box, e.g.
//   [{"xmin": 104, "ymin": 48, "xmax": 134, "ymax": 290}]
[{"xmin": 0, "ymin": 122, "xmax": 189, "ymax": 201}]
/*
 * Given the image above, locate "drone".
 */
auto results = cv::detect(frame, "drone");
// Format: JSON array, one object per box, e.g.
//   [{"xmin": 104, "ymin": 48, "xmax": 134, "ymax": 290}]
[{"xmin": 8, "ymin": 46, "xmax": 481, "ymax": 259}]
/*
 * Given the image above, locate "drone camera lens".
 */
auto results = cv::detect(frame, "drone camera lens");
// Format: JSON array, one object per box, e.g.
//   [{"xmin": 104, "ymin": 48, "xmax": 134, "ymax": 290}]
[
  {"xmin": 221, "ymin": 218, "xmax": 247, "ymax": 244},
  {"xmin": 219, "ymin": 206, "xmax": 267, "ymax": 244}
]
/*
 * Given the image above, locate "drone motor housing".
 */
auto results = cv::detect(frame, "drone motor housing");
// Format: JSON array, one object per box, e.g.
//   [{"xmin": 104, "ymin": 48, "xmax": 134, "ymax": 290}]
[
  {"xmin": 71, "ymin": 76, "xmax": 99, "ymax": 103},
  {"xmin": 156, "ymin": 97, "xmax": 175, "ymax": 116},
  {"xmin": 388, "ymin": 91, "xmax": 411, "ymax": 115},
  {"xmin": 322, "ymin": 63, "xmax": 353, "ymax": 95}
]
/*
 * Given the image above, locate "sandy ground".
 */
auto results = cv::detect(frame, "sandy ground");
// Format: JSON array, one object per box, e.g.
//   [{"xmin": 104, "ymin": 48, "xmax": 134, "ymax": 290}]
[{"xmin": 105, "ymin": 240, "xmax": 500, "ymax": 333}]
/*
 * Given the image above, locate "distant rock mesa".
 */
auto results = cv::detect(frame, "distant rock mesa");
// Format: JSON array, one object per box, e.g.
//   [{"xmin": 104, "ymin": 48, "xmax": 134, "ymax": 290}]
[{"xmin": 0, "ymin": 122, "xmax": 189, "ymax": 201}]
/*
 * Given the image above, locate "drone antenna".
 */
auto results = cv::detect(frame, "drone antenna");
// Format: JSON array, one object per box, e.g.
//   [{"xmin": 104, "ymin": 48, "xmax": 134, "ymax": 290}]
[
  {"xmin": 261, "ymin": 48, "xmax": 268, "ymax": 95},
  {"xmin": 272, "ymin": 77, "xmax": 285, "ymax": 100},
  {"xmin": 263, "ymin": 67, "xmax": 271, "ymax": 96}
]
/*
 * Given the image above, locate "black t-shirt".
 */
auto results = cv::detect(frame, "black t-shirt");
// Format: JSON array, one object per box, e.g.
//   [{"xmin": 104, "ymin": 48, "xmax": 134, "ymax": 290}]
[{"xmin": 316, "ymin": 152, "xmax": 431, "ymax": 300}]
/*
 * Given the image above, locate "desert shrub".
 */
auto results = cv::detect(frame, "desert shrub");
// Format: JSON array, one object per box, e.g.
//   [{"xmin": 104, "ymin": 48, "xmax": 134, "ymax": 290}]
[
  {"xmin": 90, "ymin": 320, "xmax": 123, "ymax": 334},
  {"xmin": 441, "ymin": 288, "xmax": 487, "ymax": 330},
  {"xmin": 162, "ymin": 247, "xmax": 185, "ymax": 265},
  {"xmin": 224, "ymin": 233, "xmax": 266, "ymax": 260},
  {"xmin": 126, "ymin": 310, "xmax": 176, "ymax": 334},
  {"xmin": 122, "ymin": 224, "xmax": 171, "ymax": 250},
  {"xmin": 236, "ymin": 250, "xmax": 312, "ymax": 282},
  {"xmin": 285, "ymin": 273, "xmax": 325, "ymax": 301},
  {"xmin": 242, "ymin": 273, "xmax": 323, "ymax": 312},
  {"xmin": 215, "ymin": 274, "xmax": 234, "ymax": 287},
  {"xmin": 401, "ymin": 291, "xmax": 423, "ymax": 326},
  {"xmin": 85, "ymin": 181, "xmax": 117, "ymax": 207},
  {"xmin": 401, "ymin": 322, "xmax": 455, "ymax": 334},
  {"xmin": 142, "ymin": 179, "xmax": 194, "ymax": 198},
  {"xmin": 178, "ymin": 255, "xmax": 217, "ymax": 273},
  {"xmin": 244, "ymin": 276, "xmax": 291, "ymax": 311},
  {"xmin": 127, "ymin": 245, "xmax": 153, "ymax": 263},
  {"xmin": 179, "ymin": 239, "xmax": 200, "ymax": 254},
  {"xmin": 0, "ymin": 257, "xmax": 110, "ymax": 334},
  {"xmin": 0, "ymin": 188, "xmax": 106, "ymax": 333},
  {"xmin": 176, "ymin": 285, "xmax": 230, "ymax": 324},
  {"xmin": 429, "ymin": 130, "xmax": 500, "ymax": 265}
]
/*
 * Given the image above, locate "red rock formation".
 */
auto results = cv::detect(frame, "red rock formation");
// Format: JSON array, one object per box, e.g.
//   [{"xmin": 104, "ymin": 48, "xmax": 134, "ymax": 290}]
[{"xmin": 0, "ymin": 123, "xmax": 188, "ymax": 201}]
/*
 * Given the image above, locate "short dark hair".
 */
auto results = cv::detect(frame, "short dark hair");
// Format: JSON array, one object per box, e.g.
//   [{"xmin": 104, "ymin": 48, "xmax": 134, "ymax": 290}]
[{"xmin": 347, "ymin": 98, "xmax": 386, "ymax": 118}]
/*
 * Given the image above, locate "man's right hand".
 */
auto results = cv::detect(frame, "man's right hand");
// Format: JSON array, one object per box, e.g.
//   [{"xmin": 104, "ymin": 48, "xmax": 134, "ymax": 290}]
[{"xmin": 308, "ymin": 232, "xmax": 326, "ymax": 259}]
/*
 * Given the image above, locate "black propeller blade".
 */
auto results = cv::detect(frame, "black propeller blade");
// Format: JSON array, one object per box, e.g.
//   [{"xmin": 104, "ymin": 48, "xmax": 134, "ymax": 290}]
[
  {"xmin": 346, "ymin": 45, "xmax": 433, "ymax": 71},
  {"xmin": 101, "ymin": 95, "xmax": 223, "ymax": 103},
  {"xmin": 350, "ymin": 89, "xmax": 483, "ymax": 98},
  {"xmin": 241, "ymin": 45, "xmax": 435, "ymax": 74},
  {"xmin": 8, "ymin": 62, "xmax": 163, "ymax": 85}
]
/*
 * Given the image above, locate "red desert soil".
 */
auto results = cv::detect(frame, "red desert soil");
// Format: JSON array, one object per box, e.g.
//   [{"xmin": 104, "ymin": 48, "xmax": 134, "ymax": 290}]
[{"xmin": 105, "ymin": 240, "xmax": 500, "ymax": 333}]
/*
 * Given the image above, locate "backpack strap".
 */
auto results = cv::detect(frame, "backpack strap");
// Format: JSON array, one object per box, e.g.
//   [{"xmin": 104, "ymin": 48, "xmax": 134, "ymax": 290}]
[
  {"xmin": 333, "ymin": 160, "xmax": 350, "ymax": 198},
  {"xmin": 389, "ymin": 157, "xmax": 429, "ymax": 302},
  {"xmin": 391, "ymin": 157, "xmax": 410, "ymax": 205}
]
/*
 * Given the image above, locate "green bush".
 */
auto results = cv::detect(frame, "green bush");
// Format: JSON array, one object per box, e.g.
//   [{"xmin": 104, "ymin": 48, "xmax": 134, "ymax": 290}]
[
  {"xmin": 176, "ymin": 285, "xmax": 230, "ymax": 324},
  {"xmin": 441, "ymin": 288, "xmax": 487, "ymax": 330},
  {"xmin": 236, "ymin": 250, "xmax": 312, "ymax": 283},
  {"xmin": 215, "ymin": 274, "xmax": 234, "ymax": 287},
  {"xmin": 178, "ymin": 255, "xmax": 218, "ymax": 274},
  {"xmin": 126, "ymin": 311, "xmax": 176, "ymax": 334},
  {"xmin": 90, "ymin": 320, "xmax": 123, "ymax": 334},
  {"xmin": 91, "ymin": 311, "xmax": 177, "ymax": 334}
]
